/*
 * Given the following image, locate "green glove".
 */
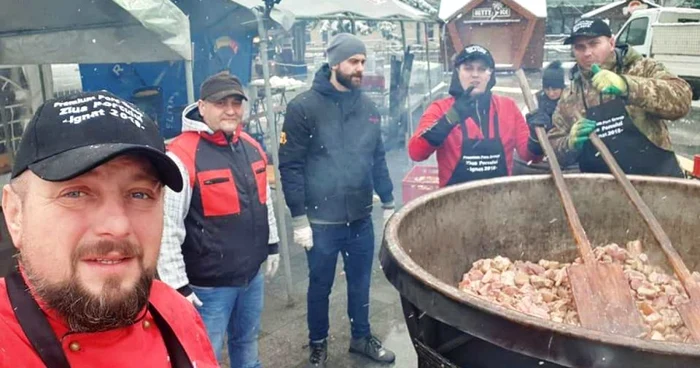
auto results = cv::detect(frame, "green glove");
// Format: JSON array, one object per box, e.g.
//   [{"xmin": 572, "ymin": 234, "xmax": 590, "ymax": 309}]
[
  {"xmin": 568, "ymin": 118, "xmax": 597, "ymax": 150},
  {"xmin": 591, "ymin": 64, "xmax": 627, "ymax": 96}
]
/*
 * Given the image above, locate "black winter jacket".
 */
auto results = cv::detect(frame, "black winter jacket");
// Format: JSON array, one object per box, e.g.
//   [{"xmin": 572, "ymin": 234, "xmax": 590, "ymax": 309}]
[{"xmin": 279, "ymin": 65, "xmax": 394, "ymax": 223}]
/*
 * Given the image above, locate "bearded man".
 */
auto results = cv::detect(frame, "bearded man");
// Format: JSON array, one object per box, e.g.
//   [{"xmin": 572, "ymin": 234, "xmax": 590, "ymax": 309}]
[
  {"xmin": 279, "ymin": 33, "xmax": 395, "ymax": 368},
  {"xmin": 0, "ymin": 91, "xmax": 217, "ymax": 367}
]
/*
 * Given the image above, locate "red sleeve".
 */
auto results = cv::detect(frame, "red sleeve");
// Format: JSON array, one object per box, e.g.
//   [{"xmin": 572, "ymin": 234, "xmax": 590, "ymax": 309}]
[{"xmin": 407, "ymin": 99, "xmax": 449, "ymax": 162}]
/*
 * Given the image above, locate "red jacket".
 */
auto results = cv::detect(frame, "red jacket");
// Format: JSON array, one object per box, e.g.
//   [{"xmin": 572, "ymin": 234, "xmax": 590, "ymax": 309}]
[
  {"xmin": 408, "ymin": 95, "xmax": 536, "ymax": 187},
  {"xmin": 0, "ymin": 277, "xmax": 218, "ymax": 368}
]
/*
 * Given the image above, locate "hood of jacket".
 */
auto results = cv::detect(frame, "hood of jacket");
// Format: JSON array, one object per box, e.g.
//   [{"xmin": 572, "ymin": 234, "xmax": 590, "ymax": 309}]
[{"xmin": 181, "ymin": 103, "xmax": 215, "ymax": 134}]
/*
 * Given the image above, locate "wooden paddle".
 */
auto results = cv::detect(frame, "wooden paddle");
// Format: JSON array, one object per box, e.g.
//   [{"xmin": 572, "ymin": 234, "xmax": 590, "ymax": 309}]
[
  {"xmin": 515, "ymin": 70, "xmax": 645, "ymax": 337},
  {"xmin": 588, "ymin": 132, "xmax": 700, "ymax": 342}
]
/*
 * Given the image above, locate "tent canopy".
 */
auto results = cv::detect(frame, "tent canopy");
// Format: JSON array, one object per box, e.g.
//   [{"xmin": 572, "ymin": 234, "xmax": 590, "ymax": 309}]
[
  {"xmin": 232, "ymin": 0, "xmax": 433, "ymax": 28},
  {"xmin": 439, "ymin": 0, "xmax": 547, "ymax": 22},
  {"xmin": 0, "ymin": 0, "xmax": 191, "ymax": 65}
]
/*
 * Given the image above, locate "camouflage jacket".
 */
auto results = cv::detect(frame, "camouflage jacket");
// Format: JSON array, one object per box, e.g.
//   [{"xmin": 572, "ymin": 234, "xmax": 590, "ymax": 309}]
[{"xmin": 549, "ymin": 46, "xmax": 692, "ymax": 166}]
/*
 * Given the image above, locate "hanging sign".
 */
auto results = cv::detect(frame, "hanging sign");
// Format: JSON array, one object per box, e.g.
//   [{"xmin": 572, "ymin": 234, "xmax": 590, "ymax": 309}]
[{"xmin": 472, "ymin": 1, "xmax": 512, "ymax": 20}]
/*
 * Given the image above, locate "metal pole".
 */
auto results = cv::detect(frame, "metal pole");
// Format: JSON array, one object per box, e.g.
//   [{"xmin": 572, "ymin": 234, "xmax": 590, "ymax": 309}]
[
  {"xmin": 400, "ymin": 22, "xmax": 413, "ymax": 139},
  {"xmin": 185, "ymin": 41, "xmax": 195, "ymax": 104},
  {"xmin": 254, "ymin": 7, "xmax": 295, "ymax": 307},
  {"xmin": 38, "ymin": 64, "xmax": 54, "ymax": 101},
  {"xmin": 400, "ymin": 21, "xmax": 407, "ymax": 52},
  {"xmin": 185, "ymin": 61, "xmax": 195, "ymax": 104},
  {"xmin": 424, "ymin": 22, "xmax": 432, "ymax": 101}
]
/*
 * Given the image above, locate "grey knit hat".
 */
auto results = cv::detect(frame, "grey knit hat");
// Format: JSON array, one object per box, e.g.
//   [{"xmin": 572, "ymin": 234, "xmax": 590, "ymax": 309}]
[{"xmin": 327, "ymin": 33, "xmax": 367, "ymax": 66}]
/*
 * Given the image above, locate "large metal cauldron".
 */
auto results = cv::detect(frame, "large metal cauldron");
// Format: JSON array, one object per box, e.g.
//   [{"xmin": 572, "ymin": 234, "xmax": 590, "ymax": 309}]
[{"xmin": 381, "ymin": 174, "xmax": 700, "ymax": 368}]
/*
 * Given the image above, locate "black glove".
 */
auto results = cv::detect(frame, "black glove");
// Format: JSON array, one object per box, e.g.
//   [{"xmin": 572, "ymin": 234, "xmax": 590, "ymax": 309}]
[
  {"xmin": 526, "ymin": 109, "xmax": 550, "ymax": 156},
  {"xmin": 526, "ymin": 109, "xmax": 552, "ymax": 130},
  {"xmin": 445, "ymin": 86, "xmax": 477, "ymax": 124},
  {"xmin": 422, "ymin": 87, "xmax": 475, "ymax": 147}
]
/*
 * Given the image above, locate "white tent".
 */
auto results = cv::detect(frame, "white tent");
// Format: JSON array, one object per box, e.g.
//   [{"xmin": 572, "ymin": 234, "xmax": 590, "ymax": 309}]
[
  {"xmin": 232, "ymin": 0, "xmax": 432, "ymax": 27},
  {"xmin": 0, "ymin": 0, "xmax": 192, "ymax": 65},
  {"xmin": 439, "ymin": 0, "xmax": 547, "ymax": 22}
]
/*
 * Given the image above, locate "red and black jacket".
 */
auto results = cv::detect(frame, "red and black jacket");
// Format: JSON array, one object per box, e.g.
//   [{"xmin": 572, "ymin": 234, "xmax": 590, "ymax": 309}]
[
  {"xmin": 168, "ymin": 126, "xmax": 270, "ymax": 287},
  {"xmin": 408, "ymin": 94, "xmax": 538, "ymax": 187}
]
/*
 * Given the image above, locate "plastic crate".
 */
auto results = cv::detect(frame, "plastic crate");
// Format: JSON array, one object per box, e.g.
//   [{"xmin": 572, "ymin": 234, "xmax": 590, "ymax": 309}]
[{"xmin": 402, "ymin": 165, "xmax": 440, "ymax": 204}]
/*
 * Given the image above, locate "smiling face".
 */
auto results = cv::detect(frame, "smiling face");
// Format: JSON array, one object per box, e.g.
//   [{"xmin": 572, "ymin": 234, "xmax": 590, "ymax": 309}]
[
  {"xmin": 198, "ymin": 96, "xmax": 244, "ymax": 135},
  {"xmin": 3, "ymin": 154, "xmax": 164, "ymax": 331},
  {"xmin": 572, "ymin": 35, "xmax": 615, "ymax": 71}
]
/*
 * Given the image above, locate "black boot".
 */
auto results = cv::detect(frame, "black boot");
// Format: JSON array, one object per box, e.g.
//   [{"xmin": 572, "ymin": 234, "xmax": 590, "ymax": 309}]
[
  {"xmin": 307, "ymin": 340, "xmax": 328, "ymax": 368},
  {"xmin": 349, "ymin": 334, "xmax": 396, "ymax": 364}
]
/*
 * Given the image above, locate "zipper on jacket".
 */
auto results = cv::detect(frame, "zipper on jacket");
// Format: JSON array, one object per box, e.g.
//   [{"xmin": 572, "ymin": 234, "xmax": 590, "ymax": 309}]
[
  {"xmin": 203, "ymin": 177, "xmax": 230, "ymax": 185},
  {"xmin": 232, "ymin": 141, "xmax": 260, "ymax": 251},
  {"xmin": 338, "ymin": 101, "xmax": 351, "ymax": 224}
]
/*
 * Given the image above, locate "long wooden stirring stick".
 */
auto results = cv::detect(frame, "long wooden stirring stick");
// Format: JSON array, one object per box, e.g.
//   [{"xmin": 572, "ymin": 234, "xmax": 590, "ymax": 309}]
[{"xmin": 515, "ymin": 70, "xmax": 644, "ymax": 337}]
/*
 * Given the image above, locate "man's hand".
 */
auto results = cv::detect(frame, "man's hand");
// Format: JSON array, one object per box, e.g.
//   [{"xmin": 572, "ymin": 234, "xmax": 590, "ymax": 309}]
[
  {"xmin": 186, "ymin": 293, "xmax": 203, "ymax": 307},
  {"xmin": 292, "ymin": 216, "xmax": 314, "ymax": 251},
  {"xmin": 266, "ymin": 254, "xmax": 280, "ymax": 277},
  {"xmin": 526, "ymin": 109, "xmax": 552, "ymax": 131},
  {"xmin": 526, "ymin": 110, "xmax": 551, "ymax": 156},
  {"xmin": 445, "ymin": 86, "xmax": 477, "ymax": 124},
  {"xmin": 591, "ymin": 64, "xmax": 627, "ymax": 96},
  {"xmin": 381, "ymin": 201, "xmax": 395, "ymax": 227},
  {"xmin": 567, "ymin": 118, "xmax": 597, "ymax": 150}
]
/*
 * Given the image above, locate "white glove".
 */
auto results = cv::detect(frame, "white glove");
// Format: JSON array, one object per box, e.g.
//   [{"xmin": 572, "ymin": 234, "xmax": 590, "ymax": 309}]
[
  {"xmin": 382, "ymin": 201, "xmax": 396, "ymax": 227},
  {"xmin": 266, "ymin": 254, "xmax": 280, "ymax": 277},
  {"xmin": 383, "ymin": 208, "xmax": 395, "ymax": 227},
  {"xmin": 186, "ymin": 292, "xmax": 203, "ymax": 307},
  {"xmin": 292, "ymin": 216, "xmax": 314, "ymax": 251}
]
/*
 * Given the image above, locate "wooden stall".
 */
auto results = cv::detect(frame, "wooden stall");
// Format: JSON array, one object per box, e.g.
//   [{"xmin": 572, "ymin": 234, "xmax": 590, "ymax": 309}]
[{"xmin": 440, "ymin": 0, "xmax": 547, "ymax": 70}]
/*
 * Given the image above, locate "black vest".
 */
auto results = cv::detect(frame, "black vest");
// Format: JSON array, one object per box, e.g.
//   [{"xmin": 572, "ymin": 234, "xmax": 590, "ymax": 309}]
[{"xmin": 168, "ymin": 130, "xmax": 269, "ymax": 287}]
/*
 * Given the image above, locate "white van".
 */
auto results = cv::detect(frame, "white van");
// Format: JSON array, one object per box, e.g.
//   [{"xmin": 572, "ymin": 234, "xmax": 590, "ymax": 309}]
[{"xmin": 616, "ymin": 7, "xmax": 700, "ymax": 100}]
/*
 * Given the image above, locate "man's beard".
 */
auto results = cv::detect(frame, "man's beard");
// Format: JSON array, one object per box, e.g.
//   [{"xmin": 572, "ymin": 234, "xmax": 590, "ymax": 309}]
[
  {"xmin": 336, "ymin": 69, "xmax": 363, "ymax": 90},
  {"xmin": 21, "ymin": 240, "xmax": 154, "ymax": 333}
]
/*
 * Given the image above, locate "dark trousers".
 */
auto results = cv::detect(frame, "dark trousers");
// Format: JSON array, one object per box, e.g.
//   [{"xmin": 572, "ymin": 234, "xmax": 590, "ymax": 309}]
[{"xmin": 306, "ymin": 216, "xmax": 375, "ymax": 342}]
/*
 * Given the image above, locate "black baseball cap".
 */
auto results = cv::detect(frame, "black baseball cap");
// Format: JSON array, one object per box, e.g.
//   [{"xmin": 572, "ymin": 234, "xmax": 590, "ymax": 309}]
[
  {"xmin": 564, "ymin": 18, "xmax": 613, "ymax": 45},
  {"xmin": 200, "ymin": 72, "xmax": 248, "ymax": 102},
  {"xmin": 11, "ymin": 91, "xmax": 183, "ymax": 192},
  {"xmin": 454, "ymin": 44, "xmax": 495, "ymax": 69}
]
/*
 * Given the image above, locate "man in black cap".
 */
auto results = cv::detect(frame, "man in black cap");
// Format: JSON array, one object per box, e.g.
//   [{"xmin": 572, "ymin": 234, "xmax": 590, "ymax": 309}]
[
  {"xmin": 158, "ymin": 72, "xmax": 280, "ymax": 367},
  {"xmin": 408, "ymin": 44, "xmax": 541, "ymax": 186},
  {"xmin": 0, "ymin": 91, "xmax": 218, "ymax": 366},
  {"xmin": 539, "ymin": 18, "xmax": 692, "ymax": 176},
  {"xmin": 279, "ymin": 33, "xmax": 395, "ymax": 367}
]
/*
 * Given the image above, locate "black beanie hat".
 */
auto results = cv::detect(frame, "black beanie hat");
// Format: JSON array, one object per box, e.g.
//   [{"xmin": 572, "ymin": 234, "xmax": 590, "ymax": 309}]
[{"xmin": 542, "ymin": 60, "xmax": 565, "ymax": 89}]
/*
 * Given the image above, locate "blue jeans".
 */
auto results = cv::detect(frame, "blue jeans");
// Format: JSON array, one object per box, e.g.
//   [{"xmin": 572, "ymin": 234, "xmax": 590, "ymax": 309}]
[
  {"xmin": 307, "ymin": 216, "xmax": 375, "ymax": 342},
  {"xmin": 191, "ymin": 270, "xmax": 264, "ymax": 368}
]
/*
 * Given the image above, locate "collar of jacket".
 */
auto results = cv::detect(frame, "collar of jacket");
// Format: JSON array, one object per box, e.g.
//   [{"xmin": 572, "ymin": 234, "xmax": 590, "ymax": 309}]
[{"xmin": 181, "ymin": 103, "xmax": 243, "ymax": 146}]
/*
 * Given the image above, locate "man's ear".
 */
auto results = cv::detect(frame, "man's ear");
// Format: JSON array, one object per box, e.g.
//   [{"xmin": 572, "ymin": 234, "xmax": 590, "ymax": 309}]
[{"xmin": 2, "ymin": 184, "xmax": 23, "ymax": 250}]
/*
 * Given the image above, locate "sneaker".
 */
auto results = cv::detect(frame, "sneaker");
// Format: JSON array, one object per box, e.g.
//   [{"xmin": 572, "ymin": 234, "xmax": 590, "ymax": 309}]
[
  {"xmin": 307, "ymin": 340, "xmax": 328, "ymax": 368},
  {"xmin": 349, "ymin": 334, "xmax": 396, "ymax": 364}
]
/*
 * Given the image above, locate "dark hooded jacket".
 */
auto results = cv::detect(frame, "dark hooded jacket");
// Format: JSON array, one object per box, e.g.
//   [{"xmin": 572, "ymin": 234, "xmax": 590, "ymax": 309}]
[{"xmin": 279, "ymin": 65, "xmax": 394, "ymax": 223}]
